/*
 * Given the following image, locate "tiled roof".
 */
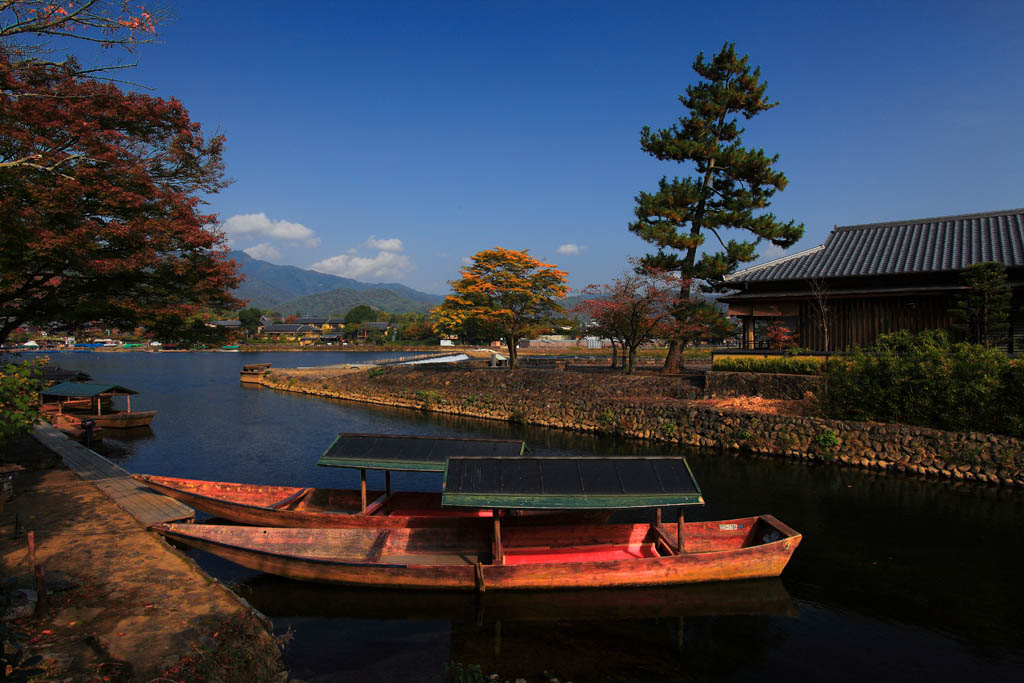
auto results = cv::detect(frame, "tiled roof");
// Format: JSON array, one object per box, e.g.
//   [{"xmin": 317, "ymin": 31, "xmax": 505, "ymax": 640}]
[
  {"xmin": 726, "ymin": 209, "xmax": 1024, "ymax": 283},
  {"xmin": 261, "ymin": 324, "xmax": 303, "ymax": 333}
]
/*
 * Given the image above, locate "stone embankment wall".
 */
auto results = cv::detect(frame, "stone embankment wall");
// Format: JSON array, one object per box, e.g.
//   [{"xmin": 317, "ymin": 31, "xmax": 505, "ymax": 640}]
[
  {"xmin": 706, "ymin": 371, "xmax": 823, "ymax": 400},
  {"xmin": 259, "ymin": 366, "xmax": 1024, "ymax": 487}
]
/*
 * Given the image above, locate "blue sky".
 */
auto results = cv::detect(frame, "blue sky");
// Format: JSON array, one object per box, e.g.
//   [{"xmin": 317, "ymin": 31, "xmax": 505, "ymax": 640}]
[{"xmin": 107, "ymin": 1, "xmax": 1023, "ymax": 294}]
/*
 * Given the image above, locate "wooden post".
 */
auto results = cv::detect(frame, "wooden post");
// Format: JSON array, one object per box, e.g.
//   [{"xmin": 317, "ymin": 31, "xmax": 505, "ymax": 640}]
[
  {"xmin": 385, "ymin": 470, "xmax": 391, "ymax": 496},
  {"xmin": 28, "ymin": 531, "xmax": 47, "ymax": 616},
  {"xmin": 360, "ymin": 469, "xmax": 367, "ymax": 513},
  {"xmin": 743, "ymin": 316, "xmax": 754, "ymax": 350},
  {"xmin": 492, "ymin": 511, "xmax": 503, "ymax": 565},
  {"xmin": 655, "ymin": 507, "xmax": 662, "ymax": 525},
  {"xmin": 125, "ymin": 394, "xmax": 131, "ymax": 414},
  {"xmin": 677, "ymin": 507, "xmax": 685, "ymax": 553}
]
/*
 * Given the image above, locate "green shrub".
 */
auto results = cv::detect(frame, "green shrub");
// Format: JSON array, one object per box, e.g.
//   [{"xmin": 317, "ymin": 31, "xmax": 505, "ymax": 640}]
[
  {"xmin": 367, "ymin": 366, "xmax": 387, "ymax": 378},
  {"xmin": 598, "ymin": 408, "xmax": 617, "ymax": 426},
  {"xmin": 0, "ymin": 361, "xmax": 43, "ymax": 450},
  {"xmin": 713, "ymin": 356, "xmax": 824, "ymax": 375},
  {"xmin": 824, "ymin": 330, "xmax": 1021, "ymax": 436},
  {"xmin": 813, "ymin": 428, "xmax": 840, "ymax": 451},
  {"xmin": 415, "ymin": 389, "xmax": 441, "ymax": 407}
]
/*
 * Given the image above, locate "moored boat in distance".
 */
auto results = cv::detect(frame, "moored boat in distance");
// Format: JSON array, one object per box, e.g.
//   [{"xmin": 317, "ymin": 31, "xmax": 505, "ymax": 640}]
[
  {"xmin": 40, "ymin": 382, "xmax": 156, "ymax": 429},
  {"xmin": 240, "ymin": 363, "xmax": 271, "ymax": 383},
  {"xmin": 48, "ymin": 413, "xmax": 103, "ymax": 443}
]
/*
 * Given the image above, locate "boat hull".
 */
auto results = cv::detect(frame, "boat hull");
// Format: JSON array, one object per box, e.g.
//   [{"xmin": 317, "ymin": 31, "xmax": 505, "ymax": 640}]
[
  {"xmin": 88, "ymin": 411, "xmax": 157, "ymax": 428},
  {"xmin": 154, "ymin": 516, "xmax": 801, "ymax": 591},
  {"xmin": 134, "ymin": 475, "xmax": 607, "ymax": 529}
]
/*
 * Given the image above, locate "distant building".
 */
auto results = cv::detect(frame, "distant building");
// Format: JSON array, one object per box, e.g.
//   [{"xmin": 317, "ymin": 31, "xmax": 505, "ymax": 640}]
[{"xmin": 720, "ymin": 209, "xmax": 1024, "ymax": 352}]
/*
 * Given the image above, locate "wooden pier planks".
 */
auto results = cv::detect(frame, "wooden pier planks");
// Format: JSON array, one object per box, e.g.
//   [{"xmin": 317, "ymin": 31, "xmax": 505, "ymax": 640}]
[{"xmin": 32, "ymin": 424, "xmax": 193, "ymax": 527}]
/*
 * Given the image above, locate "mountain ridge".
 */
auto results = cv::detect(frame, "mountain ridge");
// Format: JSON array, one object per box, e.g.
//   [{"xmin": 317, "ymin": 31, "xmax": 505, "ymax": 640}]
[{"xmin": 229, "ymin": 251, "xmax": 444, "ymax": 314}]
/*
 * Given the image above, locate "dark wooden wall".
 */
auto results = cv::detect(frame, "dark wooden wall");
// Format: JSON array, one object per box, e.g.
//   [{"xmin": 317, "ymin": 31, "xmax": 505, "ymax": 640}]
[{"xmin": 797, "ymin": 295, "xmax": 954, "ymax": 351}]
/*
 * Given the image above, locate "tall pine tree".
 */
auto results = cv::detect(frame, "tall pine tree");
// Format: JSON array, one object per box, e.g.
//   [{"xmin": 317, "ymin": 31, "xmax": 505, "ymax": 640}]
[{"xmin": 630, "ymin": 43, "xmax": 803, "ymax": 372}]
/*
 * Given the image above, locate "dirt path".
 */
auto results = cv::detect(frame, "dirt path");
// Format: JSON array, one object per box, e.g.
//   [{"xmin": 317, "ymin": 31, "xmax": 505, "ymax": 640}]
[{"xmin": 1, "ymin": 438, "xmax": 284, "ymax": 682}]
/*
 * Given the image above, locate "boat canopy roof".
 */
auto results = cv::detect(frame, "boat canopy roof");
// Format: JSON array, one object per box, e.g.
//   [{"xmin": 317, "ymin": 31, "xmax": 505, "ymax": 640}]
[
  {"xmin": 317, "ymin": 433, "xmax": 527, "ymax": 472},
  {"xmin": 41, "ymin": 382, "xmax": 137, "ymax": 397},
  {"xmin": 441, "ymin": 456, "xmax": 704, "ymax": 509}
]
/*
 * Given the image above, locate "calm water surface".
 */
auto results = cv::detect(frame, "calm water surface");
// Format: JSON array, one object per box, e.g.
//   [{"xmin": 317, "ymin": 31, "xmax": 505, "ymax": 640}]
[{"xmin": 35, "ymin": 351, "xmax": 1024, "ymax": 682}]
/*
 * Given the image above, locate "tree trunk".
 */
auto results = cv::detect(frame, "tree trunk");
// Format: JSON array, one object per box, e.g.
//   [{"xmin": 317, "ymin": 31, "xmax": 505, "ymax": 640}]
[
  {"xmin": 662, "ymin": 340, "xmax": 682, "ymax": 374},
  {"xmin": 610, "ymin": 341, "xmax": 618, "ymax": 368},
  {"xmin": 505, "ymin": 335, "xmax": 518, "ymax": 369},
  {"xmin": 627, "ymin": 345, "xmax": 638, "ymax": 374}
]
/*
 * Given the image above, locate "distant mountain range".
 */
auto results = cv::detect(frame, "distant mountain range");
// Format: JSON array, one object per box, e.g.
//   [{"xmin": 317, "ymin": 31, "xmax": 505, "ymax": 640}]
[{"xmin": 229, "ymin": 251, "xmax": 444, "ymax": 315}]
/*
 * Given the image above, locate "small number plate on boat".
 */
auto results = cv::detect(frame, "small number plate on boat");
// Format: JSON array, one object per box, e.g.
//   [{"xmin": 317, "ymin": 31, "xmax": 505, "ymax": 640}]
[{"xmin": 719, "ymin": 523, "xmax": 742, "ymax": 531}]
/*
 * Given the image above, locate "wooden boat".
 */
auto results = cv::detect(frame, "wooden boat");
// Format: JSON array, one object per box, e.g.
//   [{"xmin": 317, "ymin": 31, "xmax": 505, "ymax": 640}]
[
  {"xmin": 39, "ymin": 381, "xmax": 156, "ymax": 429},
  {"xmin": 154, "ymin": 515, "xmax": 800, "ymax": 591},
  {"xmin": 48, "ymin": 413, "xmax": 103, "ymax": 443},
  {"xmin": 240, "ymin": 363, "xmax": 271, "ymax": 383},
  {"xmin": 152, "ymin": 454, "xmax": 802, "ymax": 591},
  {"xmin": 136, "ymin": 435, "xmax": 608, "ymax": 528},
  {"xmin": 132, "ymin": 475, "xmax": 605, "ymax": 528}
]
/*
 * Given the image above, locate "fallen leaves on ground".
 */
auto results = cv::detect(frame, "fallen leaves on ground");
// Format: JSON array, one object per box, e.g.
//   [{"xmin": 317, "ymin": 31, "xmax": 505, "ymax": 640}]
[{"xmin": 689, "ymin": 396, "xmax": 819, "ymax": 417}]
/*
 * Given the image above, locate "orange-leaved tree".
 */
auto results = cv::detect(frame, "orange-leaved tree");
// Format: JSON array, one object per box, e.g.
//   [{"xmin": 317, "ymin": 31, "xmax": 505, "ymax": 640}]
[{"xmin": 432, "ymin": 248, "xmax": 569, "ymax": 369}]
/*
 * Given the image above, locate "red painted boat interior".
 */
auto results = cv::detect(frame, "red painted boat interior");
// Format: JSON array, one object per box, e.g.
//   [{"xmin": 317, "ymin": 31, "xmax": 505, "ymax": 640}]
[{"xmin": 504, "ymin": 542, "xmax": 660, "ymax": 565}]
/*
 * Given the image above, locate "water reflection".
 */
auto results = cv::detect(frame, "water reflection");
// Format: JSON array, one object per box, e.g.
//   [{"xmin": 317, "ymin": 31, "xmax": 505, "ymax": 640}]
[
  {"xmin": 43, "ymin": 352, "xmax": 1024, "ymax": 682},
  {"xmin": 239, "ymin": 577, "xmax": 797, "ymax": 682}
]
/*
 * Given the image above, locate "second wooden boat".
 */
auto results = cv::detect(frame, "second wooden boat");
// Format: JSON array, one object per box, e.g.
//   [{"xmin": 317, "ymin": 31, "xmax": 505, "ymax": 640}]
[
  {"xmin": 133, "ymin": 474, "xmax": 601, "ymax": 528},
  {"xmin": 135, "ymin": 434, "xmax": 608, "ymax": 528}
]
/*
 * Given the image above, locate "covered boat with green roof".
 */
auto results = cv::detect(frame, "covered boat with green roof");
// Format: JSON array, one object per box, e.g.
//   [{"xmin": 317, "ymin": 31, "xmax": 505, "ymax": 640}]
[
  {"xmin": 40, "ymin": 381, "xmax": 156, "ymax": 428},
  {"xmin": 153, "ymin": 444, "xmax": 802, "ymax": 591}
]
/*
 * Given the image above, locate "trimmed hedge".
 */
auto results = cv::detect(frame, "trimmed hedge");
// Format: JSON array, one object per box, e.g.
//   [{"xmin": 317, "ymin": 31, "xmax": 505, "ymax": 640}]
[
  {"xmin": 712, "ymin": 355, "xmax": 824, "ymax": 375},
  {"xmin": 823, "ymin": 330, "xmax": 1023, "ymax": 437}
]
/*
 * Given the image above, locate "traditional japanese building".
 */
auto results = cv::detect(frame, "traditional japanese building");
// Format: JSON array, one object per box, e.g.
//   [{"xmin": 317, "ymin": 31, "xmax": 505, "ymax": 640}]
[{"xmin": 720, "ymin": 208, "xmax": 1024, "ymax": 352}]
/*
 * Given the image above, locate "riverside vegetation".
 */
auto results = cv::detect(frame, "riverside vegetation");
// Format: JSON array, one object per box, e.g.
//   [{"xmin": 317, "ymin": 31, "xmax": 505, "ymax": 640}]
[{"xmin": 258, "ymin": 345, "xmax": 1024, "ymax": 488}]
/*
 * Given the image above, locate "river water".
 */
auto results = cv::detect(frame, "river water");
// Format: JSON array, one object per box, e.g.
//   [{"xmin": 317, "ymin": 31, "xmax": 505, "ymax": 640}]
[{"xmin": 30, "ymin": 351, "xmax": 1024, "ymax": 682}]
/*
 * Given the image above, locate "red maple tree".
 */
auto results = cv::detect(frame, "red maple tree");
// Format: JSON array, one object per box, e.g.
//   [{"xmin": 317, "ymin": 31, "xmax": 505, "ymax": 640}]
[
  {"xmin": 0, "ymin": 50, "xmax": 241, "ymax": 345},
  {"xmin": 575, "ymin": 269, "xmax": 683, "ymax": 374},
  {"xmin": 766, "ymin": 320, "xmax": 798, "ymax": 350}
]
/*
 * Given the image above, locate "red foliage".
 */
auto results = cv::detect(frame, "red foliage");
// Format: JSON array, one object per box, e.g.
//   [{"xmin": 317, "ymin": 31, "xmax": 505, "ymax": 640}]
[
  {"xmin": 766, "ymin": 320, "xmax": 798, "ymax": 350},
  {"xmin": 575, "ymin": 268, "xmax": 683, "ymax": 373},
  {"xmin": 0, "ymin": 50, "xmax": 241, "ymax": 344}
]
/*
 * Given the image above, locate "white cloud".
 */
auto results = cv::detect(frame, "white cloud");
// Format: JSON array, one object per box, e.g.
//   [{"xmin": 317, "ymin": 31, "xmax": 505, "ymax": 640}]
[
  {"xmin": 365, "ymin": 236, "xmax": 403, "ymax": 252},
  {"xmin": 556, "ymin": 243, "xmax": 586, "ymax": 255},
  {"xmin": 311, "ymin": 251, "xmax": 414, "ymax": 281},
  {"xmin": 756, "ymin": 243, "xmax": 788, "ymax": 263},
  {"xmin": 242, "ymin": 242, "xmax": 281, "ymax": 262},
  {"xmin": 222, "ymin": 212, "xmax": 320, "ymax": 248},
  {"xmin": 460, "ymin": 256, "xmax": 473, "ymax": 265}
]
